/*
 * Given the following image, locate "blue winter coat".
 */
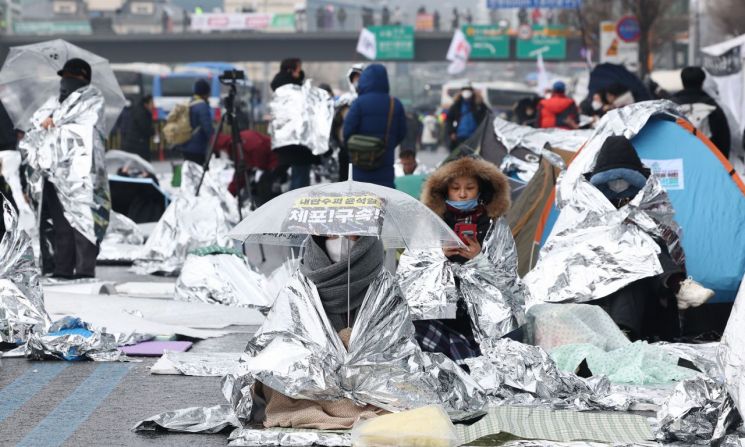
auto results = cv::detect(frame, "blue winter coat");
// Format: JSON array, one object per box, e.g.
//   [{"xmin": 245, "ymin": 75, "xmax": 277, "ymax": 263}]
[
  {"xmin": 343, "ymin": 64, "xmax": 406, "ymax": 188},
  {"xmin": 179, "ymin": 97, "xmax": 213, "ymax": 155}
]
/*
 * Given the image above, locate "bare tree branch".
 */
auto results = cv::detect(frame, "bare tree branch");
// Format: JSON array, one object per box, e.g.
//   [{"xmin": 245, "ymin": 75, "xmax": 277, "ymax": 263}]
[{"xmin": 709, "ymin": 0, "xmax": 745, "ymax": 36}]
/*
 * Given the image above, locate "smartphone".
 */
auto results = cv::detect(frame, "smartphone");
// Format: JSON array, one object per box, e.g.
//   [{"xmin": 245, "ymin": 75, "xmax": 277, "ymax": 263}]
[{"xmin": 453, "ymin": 222, "xmax": 478, "ymax": 244}]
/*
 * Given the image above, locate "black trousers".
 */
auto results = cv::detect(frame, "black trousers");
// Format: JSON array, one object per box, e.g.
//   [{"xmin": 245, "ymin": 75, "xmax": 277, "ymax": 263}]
[{"xmin": 41, "ymin": 180, "xmax": 98, "ymax": 277}]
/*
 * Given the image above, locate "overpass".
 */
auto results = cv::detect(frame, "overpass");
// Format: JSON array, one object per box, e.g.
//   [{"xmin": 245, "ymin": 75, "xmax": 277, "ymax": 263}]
[{"xmin": 0, "ymin": 32, "xmax": 586, "ymax": 63}]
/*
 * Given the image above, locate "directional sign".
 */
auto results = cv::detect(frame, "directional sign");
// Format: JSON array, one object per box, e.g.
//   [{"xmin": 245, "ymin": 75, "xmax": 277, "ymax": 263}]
[
  {"xmin": 462, "ymin": 25, "xmax": 509, "ymax": 59},
  {"xmin": 487, "ymin": 0, "xmax": 582, "ymax": 8},
  {"xmin": 367, "ymin": 25, "xmax": 415, "ymax": 60},
  {"xmin": 517, "ymin": 26, "xmax": 567, "ymax": 60}
]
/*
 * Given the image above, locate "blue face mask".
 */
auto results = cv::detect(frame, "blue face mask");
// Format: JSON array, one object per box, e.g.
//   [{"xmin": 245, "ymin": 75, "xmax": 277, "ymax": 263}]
[{"xmin": 446, "ymin": 198, "xmax": 479, "ymax": 211}]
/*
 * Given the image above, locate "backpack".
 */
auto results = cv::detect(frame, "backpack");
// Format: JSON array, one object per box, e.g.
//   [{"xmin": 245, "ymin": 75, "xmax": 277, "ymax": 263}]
[
  {"xmin": 162, "ymin": 99, "xmax": 201, "ymax": 146},
  {"xmin": 679, "ymin": 102, "xmax": 716, "ymax": 139}
]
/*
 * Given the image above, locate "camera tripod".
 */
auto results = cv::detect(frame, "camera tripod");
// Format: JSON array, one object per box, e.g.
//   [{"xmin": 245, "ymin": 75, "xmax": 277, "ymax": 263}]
[{"xmin": 195, "ymin": 70, "xmax": 266, "ymax": 263}]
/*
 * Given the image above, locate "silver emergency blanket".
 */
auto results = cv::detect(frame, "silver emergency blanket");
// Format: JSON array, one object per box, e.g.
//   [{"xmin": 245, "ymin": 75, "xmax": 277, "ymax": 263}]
[
  {"xmin": 133, "ymin": 404, "xmax": 240, "ymax": 433},
  {"xmin": 19, "ymin": 85, "xmax": 111, "ymax": 245},
  {"xmin": 655, "ymin": 376, "xmax": 738, "ymax": 445},
  {"xmin": 718, "ymin": 277, "xmax": 745, "ymax": 421},
  {"xmin": 397, "ymin": 218, "xmax": 527, "ymax": 347},
  {"xmin": 132, "ymin": 161, "xmax": 239, "ymax": 275},
  {"xmin": 229, "ymin": 269, "xmax": 485, "ymax": 419},
  {"xmin": 228, "ymin": 428, "xmax": 351, "ymax": 447},
  {"xmin": 465, "ymin": 338, "xmax": 599, "ymax": 405},
  {"xmin": 25, "ymin": 316, "xmax": 123, "ymax": 361},
  {"xmin": 174, "ymin": 253, "xmax": 273, "ymax": 312},
  {"xmin": 524, "ymin": 174, "xmax": 682, "ymax": 306},
  {"xmin": 0, "ymin": 200, "xmax": 50, "ymax": 343},
  {"xmin": 97, "ymin": 211, "xmax": 146, "ymax": 263},
  {"xmin": 269, "ymin": 79, "xmax": 334, "ymax": 156},
  {"xmin": 150, "ymin": 351, "xmax": 242, "ymax": 376},
  {"xmin": 493, "ymin": 117, "xmax": 592, "ymax": 154}
]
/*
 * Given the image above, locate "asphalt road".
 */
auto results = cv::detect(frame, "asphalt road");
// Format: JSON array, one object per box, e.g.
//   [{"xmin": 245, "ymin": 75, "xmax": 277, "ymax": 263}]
[{"xmin": 0, "ymin": 148, "xmax": 451, "ymax": 447}]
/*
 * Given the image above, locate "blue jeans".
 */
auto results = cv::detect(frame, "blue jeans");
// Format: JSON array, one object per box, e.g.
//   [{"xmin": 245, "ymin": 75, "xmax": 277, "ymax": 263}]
[{"xmin": 290, "ymin": 164, "xmax": 311, "ymax": 190}]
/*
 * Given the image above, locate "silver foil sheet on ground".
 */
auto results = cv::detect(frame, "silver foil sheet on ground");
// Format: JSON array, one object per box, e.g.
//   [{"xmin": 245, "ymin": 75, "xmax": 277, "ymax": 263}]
[
  {"xmin": 719, "ymin": 278, "xmax": 745, "ymax": 437},
  {"xmin": 150, "ymin": 351, "xmax": 242, "ymax": 376},
  {"xmin": 133, "ymin": 404, "xmax": 240, "ymax": 433},
  {"xmin": 228, "ymin": 428, "xmax": 351, "ymax": 447},
  {"xmin": 25, "ymin": 316, "xmax": 123, "ymax": 361},
  {"xmin": 524, "ymin": 174, "xmax": 681, "ymax": 306},
  {"xmin": 19, "ymin": 85, "xmax": 111, "ymax": 245},
  {"xmin": 231, "ymin": 269, "xmax": 485, "ymax": 418},
  {"xmin": 398, "ymin": 218, "xmax": 527, "ymax": 347},
  {"xmin": 655, "ymin": 376, "xmax": 737, "ymax": 445},
  {"xmin": 493, "ymin": 117, "xmax": 592, "ymax": 155},
  {"xmin": 174, "ymin": 253, "xmax": 272, "ymax": 312},
  {"xmin": 0, "ymin": 200, "xmax": 50, "ymax": 343},
  {"xmin": 97, "ymin": 211, "xmax": 146, "ymax": 263},
  {"xmin": 269, "ymin": 80, "xmax": 334, "ymax": 156},
  {"xmin": 132, "ymin": 161, "xmax": 239, "ymax": 276}
]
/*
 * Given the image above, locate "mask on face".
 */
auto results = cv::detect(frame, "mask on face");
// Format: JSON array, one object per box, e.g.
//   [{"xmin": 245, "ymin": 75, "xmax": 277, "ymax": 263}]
[
  {"xmin": 592, "ymin": 100, "xmax": 603, "ymax": 111},
  {"xmin": 607, "ymin": 178, "xmax": 631, "ymax": 193},
  {"xmin": 461, "ymin": 90, "xmax": 473, "ymax": 100},
  {"xmin": 446, "ymin": 197, "xmax": 479, "ymax": 211},
  {"xmin": 325, "ymin": 237, "xmax": 357, "ymax": 263},
  {"xmin": 59, "ymin": 77, "xmax": 89, "ymax": 103}
]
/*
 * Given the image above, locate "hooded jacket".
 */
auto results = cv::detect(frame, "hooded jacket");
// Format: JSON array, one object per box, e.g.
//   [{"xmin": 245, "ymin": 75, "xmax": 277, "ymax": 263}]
[
  {"xmin": 672, "ymin": 88, "xmax": 731, "ymax": 158},
  {"xmin": 343, "ymin": 64, "xmax": 407, "ymax": 188},
  {"xmin": 422, "ymin": 156, "xmax": 511, "ymax": 264},
  {"xmin": 537, "ymin": 93, "xmax": 579, "ymax": 129}
]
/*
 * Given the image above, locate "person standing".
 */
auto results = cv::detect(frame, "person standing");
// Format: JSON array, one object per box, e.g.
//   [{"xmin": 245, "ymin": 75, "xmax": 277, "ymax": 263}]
[
  {"xmin": 270, "ymin": 58, "xmax": 317, "ymax": 190},
  {"xmin": 446, "ymin": 83, "xmax": 488, "ymax": 150},
  {"xmin": 19, "ymin": 58, "xmax": 110, "ymax": 278},
  {"xmin": 121, "ymin": 94, "xmax": 155, "ymax": 161},
  {"xmin": 337, "ymin": 6, "xmax": 347, "ymax": 30},
  {"xmin": 451, "ymin": 8, "xmax": 459, "ymax": 30},
  {"xmin": 421, "ymin": 113, "xmax": 439, "ymax": 152},
  {"xmin": 536, "ymin": 81, "xmax": 579, "ymax": 129},
  {"xmin": 381, "ymin": 6, "xmax": 390, "ymax": 25},
  {"xmin": 175, "ymin": 78, "xmax": 213, "ymax": 165},
  {"xmin": 343, "ymin": 64, "xmax": 406, "ymax": 188},
  {"xmin": 672, "ymin": 66, "xmax": 731, "ymax": 158},
  {"xmin": 433, "ymin": 9, "xmax": 440, "ymax": 31}
]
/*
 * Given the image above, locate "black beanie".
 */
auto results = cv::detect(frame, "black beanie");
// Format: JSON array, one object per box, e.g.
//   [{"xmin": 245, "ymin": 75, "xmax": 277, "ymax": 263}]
[
  {"xmin": 194, "ymin": 79, "xmax": 210, "ymax": 96},
  {"xmin": 592, "ymin": 135, "xmax": 650, "ymax": 177}
]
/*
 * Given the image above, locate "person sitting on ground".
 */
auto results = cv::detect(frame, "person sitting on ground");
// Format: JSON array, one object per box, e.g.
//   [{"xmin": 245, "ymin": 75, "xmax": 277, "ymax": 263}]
[
  {"xmin": 587, "ymin": 136, "xmax": 714, "ymax": 340},
  {"xmin": 603, "ymin": 83, "xmax": 635, "ymax": 110},
  {"xmin": 672, "ymin": 66, "xmax": 731, "ymax": 158},
  {"xmin": 398, "ymin": 156, "xmax": 526, "ymax": 365},
  {"xmin": 537, "ymin": 81, "xmax": 579, "ymax": 129},
  {"xmin": 394, "ymin": 149, "xmax": 423, "ymax": 177}
]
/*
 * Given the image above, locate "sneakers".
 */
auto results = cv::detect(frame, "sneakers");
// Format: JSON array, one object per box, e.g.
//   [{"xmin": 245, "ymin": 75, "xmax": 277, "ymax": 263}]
[{"xmin": 676, "ymin": 277, "xmax": 715, "ymax": 310}]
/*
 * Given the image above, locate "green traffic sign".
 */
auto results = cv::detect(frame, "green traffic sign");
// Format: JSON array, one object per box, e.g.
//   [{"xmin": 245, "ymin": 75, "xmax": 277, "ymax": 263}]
[
  {"xmin": 369, "ymin": 25, "xmax": 415, "ymax": 60},
  {"xmin": 462, "ymin": 25, "xmax": 509, "ymax": 59},
  {"xmin": 517, "ymin": 26, "xmax": 567, "ymax": 60}
]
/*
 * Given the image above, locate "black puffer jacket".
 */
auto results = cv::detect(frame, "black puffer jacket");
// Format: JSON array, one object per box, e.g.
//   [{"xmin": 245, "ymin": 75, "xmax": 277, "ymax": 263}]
[{"xmin": 672, "ymin": 88, "xmax": 731, "ymax": 158}]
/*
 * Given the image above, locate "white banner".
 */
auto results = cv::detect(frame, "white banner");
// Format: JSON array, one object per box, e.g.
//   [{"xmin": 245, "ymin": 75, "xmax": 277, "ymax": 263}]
[
  {"xmin": 446, "ymin": 29, "xmax": 471, "ymax": 75},
  {"xmin": 356, "ymin": 28, "xmax": 377, "ymax": 60},
  {"xmin": 190, "ymin": 13, "xmax": 272, "ymax": 32}
]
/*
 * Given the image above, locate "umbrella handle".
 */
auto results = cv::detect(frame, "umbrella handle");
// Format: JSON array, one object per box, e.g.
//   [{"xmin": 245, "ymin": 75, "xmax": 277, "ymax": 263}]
[{"xmin": 347, "ymin": 236, "xmax": 351, "ymax": 328}]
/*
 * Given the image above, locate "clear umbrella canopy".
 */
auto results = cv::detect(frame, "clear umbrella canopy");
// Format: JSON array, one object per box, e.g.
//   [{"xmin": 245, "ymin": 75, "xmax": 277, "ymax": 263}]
[
  {"xmin": 0, "ymin": 39, "xmax": 126, "ymax": 134},
  {"xmin": 228, "ymin": 179, "xmax": 464, "ymax": 250}
]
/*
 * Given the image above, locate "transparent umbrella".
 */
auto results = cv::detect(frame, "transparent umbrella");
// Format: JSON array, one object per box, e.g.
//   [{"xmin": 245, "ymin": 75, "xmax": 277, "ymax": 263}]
[
  {"xmin": 0, "ymin": 39, "xmax": 126, "ymax": 134},
  {"xmin": 229, "ymin": 170, "xmax": 464, "ymax": 327}
]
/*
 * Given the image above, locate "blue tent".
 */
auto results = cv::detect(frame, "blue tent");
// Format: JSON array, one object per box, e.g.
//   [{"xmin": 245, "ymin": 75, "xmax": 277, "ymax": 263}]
[{"xmin": 536, "ymin": 116, "xmax": 745, "ymax": 303}]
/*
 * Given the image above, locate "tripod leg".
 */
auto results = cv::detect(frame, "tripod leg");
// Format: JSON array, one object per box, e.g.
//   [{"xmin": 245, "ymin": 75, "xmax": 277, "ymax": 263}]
[{"xmin": 195, "ymin": 113, "xmax": 228, "ymax": 196}]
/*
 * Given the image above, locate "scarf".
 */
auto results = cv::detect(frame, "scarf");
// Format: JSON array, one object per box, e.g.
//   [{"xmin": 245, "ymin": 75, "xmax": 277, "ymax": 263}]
[{"xmin": 300, "ymin": 236, "xmax": 384, "ymax": 332}]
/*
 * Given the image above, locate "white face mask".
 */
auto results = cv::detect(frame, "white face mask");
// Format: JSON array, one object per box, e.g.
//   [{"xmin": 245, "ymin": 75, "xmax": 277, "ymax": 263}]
[
  {"xmin": 461, "ymin": 90, "xmax": 473, "ymax": 100},
  {"xmin": 325, "ymin": 237, "xmax": 357, "ymax": 263},
  {"xmin": 608, "ymin": 178, "xmax": 631, "ymax": 193},
  {"xmin": 592, "ymin": 100, "xmax": 603, "ymax": 111}
]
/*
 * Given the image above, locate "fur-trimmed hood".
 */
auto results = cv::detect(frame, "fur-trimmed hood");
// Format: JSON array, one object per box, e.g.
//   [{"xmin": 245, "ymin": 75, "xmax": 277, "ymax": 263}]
[{"xmin": 422, "ymin": 157, "xmax": 510, "ymax": 219}]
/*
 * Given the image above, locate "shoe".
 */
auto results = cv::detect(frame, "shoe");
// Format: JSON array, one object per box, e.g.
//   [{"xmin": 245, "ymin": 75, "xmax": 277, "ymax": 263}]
[{"xmin": 676, "ymin": 277, "xmax": 715, "ymax": 310}]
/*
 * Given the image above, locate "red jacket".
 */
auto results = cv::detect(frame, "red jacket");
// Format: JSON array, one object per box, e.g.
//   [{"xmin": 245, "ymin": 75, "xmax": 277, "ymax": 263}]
[
  {"xmin": 537, "ymin": 94, "xmax": 579, "ymax": 129},
  {"xmin": 214, "ymin": 130, "xmax": 278, "ymax": 195}
]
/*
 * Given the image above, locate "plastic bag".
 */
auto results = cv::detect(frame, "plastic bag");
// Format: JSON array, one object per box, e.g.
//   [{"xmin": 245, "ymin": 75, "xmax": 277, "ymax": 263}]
[{"xmin": 351, "ymin": 405, "xmax": 458, "ymax": 447}]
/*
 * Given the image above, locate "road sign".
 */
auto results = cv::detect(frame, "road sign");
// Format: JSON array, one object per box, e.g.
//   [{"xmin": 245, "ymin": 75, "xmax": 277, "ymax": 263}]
[
  {"xmin": 517, "ymin": 26, "xmax": 566, "ymax": 60},
  {"xmin": 462, "ymin": 25, "xmax": 509, "ymax": 59},
  {"xmin": 487, "ymin": 0, "xmax": 581, "ymax": 8},
  {"xmin": 367, "ymin": 25, "xmax": 415, "ymax": 60},
  {"xmin": 600, "ymin": 20, "xmax": 639, "ymax": 71},
  {"xmin": 616, "ymin": 15, "xmax": 641, "ymax": 43},
  {"xmin": 517, "ymin": 24, "xmax": 532, "ymax": 40}
]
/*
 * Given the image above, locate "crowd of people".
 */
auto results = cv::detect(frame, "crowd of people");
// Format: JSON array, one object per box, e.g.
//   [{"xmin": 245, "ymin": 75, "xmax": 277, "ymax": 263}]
[{"xmin": 2, "ymin": 54, "xmax": 734, "ymax": 433}]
